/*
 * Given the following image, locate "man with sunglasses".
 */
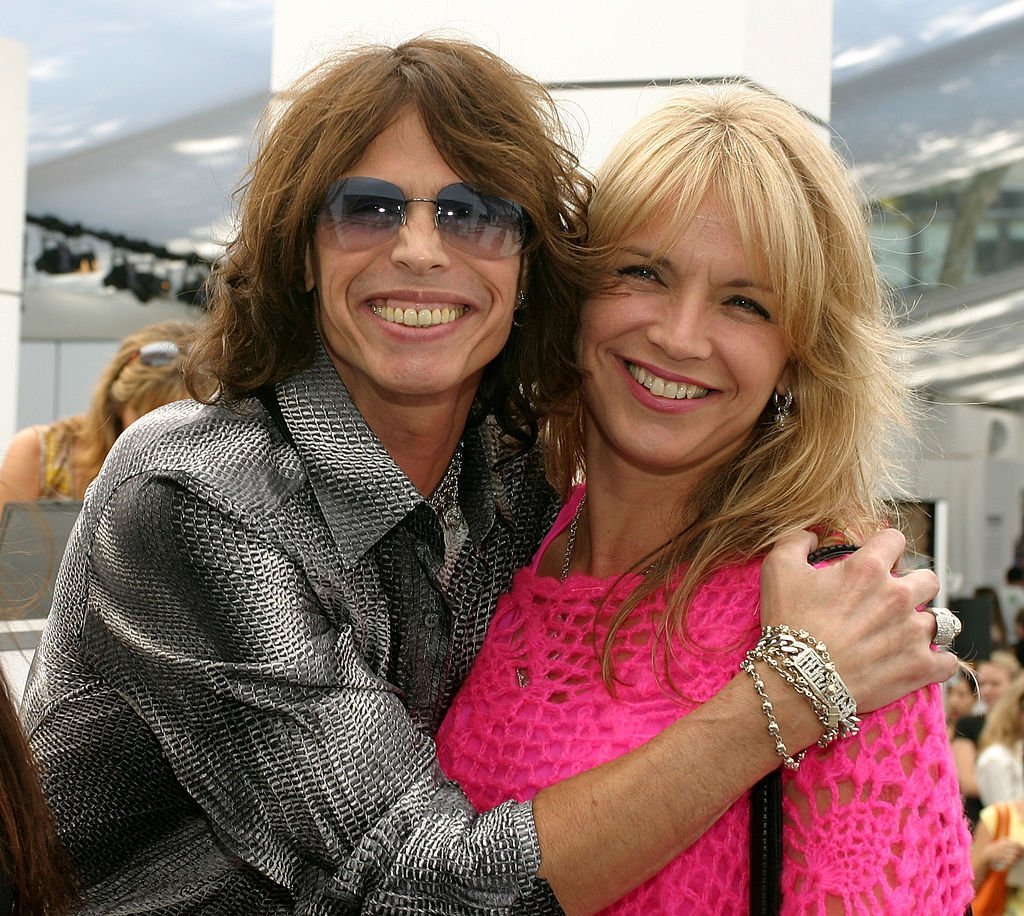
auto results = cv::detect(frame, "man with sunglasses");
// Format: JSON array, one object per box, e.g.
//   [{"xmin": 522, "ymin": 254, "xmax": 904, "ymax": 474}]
[{"xmin": 23, "ymin": 38, "xmax": 954, "ymax": 915}]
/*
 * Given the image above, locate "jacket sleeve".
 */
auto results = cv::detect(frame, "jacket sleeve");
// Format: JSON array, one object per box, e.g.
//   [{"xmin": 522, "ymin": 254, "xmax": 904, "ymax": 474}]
[{"xmin": 81, "ymin": 472, "xmax": 562, "ymax": 914}]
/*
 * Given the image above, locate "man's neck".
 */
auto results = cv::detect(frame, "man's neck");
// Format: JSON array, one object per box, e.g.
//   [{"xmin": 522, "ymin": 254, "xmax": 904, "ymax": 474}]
[{"xmin": 361, "ymin": 397, "xmax": 471, "ymax": 497}]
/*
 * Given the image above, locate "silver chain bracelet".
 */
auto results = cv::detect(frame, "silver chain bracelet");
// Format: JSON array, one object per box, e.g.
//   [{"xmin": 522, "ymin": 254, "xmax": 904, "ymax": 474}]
[
  {"xmin": 758, "ymin": 625, "xmax": 860, "ymax": 741},
  {"xmin": 742, "ymin": 625, "xmax": 860, "ymax": 769}
]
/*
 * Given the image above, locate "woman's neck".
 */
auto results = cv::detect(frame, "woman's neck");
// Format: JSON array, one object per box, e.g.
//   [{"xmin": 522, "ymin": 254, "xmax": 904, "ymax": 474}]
[{"xmin": 563, "ymin": 464, "xmax": 697, "ymax": 580}]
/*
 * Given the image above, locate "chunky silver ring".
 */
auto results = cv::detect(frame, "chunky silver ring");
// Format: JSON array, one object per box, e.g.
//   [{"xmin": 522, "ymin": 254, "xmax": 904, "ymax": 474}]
[{"xmin": 925, "ymin": 606, "xmax": 961, "ymax": 648}]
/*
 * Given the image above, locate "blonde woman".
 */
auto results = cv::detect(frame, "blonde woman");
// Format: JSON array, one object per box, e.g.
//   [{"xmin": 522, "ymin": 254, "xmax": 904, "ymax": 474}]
[
  {"xmin": 436, "ymin": 85, "xmax": 971, "ymax": 912},
  {"xmin": 0, "ymin": 320, "xmax": 201, "ymax": 511},
  {"xmin": 977, "ymin": 673, "xmax": 1024, "ymax": 806},
  {"xmin": 972, "ymin": 677, "xmax": 1024, "ymax": 913},
  {"xmin": 955, "ymin": 651, "xmax": 1022, "ymax": 826},
  {"xmin": 947, "ymin": 668, "xmax": 979, "ymax": 742}
]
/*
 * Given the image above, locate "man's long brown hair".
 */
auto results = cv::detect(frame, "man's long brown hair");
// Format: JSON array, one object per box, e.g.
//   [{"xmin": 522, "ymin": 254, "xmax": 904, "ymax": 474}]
[{"xmin": 187, "ymin": 36, "xmax": 594, "ymax": 444}]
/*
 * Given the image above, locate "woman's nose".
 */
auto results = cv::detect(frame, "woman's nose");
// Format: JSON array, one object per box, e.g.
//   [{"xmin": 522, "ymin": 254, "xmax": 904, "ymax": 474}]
[{"xmin": 646, "ymin": 296, "xmax": 714, "ymax": 361}]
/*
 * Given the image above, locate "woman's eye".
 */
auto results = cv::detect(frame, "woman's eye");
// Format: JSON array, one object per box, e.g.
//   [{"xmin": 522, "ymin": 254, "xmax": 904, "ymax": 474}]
[
  {"xmin": 726, "ymin": 295, "xmax": 771, "ymax": 320},
  {"xmin": 615, "ymin": 264, "xmax": 662, "ymax": 284}
]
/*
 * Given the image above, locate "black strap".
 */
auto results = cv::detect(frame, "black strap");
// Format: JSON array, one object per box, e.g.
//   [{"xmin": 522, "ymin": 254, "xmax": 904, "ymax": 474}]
[
  {"xmin": 749, "ymin": 769, "xmax": 783, "ymax": 915},
  {"xmin": 749, "ymin": 542, "xmax": 860, "ymax": 913},
  {"xmin": 254, "ymin": 384, "xmax": 296, "ymax": 447}
]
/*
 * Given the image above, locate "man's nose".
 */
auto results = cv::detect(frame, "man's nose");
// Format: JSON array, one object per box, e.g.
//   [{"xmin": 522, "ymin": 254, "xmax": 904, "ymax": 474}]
[{"xmin": 390, "ymin": 201, "xmax": 450, "ymax": 273}]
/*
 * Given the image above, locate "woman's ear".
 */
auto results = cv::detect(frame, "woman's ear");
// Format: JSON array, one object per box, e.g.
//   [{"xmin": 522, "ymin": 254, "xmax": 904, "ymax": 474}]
[{"xmin": 776, "ymin": 361, "xmax": 796, "ymax": 397}]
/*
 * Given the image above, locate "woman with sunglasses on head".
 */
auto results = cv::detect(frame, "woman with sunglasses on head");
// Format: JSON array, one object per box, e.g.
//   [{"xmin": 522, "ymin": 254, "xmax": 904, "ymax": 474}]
[
  {"xmin": 23, "ymin": 41, "xmax": 957, "ymax": 915},
  {"xmin": 436, "ymin": 85, "xmax": 972, "ymax": 913},
  {"xmin": 0, "ymin": 319, "xmax": 202, "ymax": 513}
]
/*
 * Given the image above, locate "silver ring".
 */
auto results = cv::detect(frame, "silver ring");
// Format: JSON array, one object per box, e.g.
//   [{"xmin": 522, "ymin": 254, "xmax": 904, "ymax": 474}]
[{"xmin": 925, "ymin": 606, "xmax": 961, "ymax": 647}]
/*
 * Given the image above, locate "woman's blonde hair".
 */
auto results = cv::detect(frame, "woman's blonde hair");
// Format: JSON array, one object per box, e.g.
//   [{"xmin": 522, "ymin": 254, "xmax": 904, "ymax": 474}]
[
  {"xmin": 57, "ymin": 319, "xmax": 202, "ymax": 496},
  {"xmin": 543, "ymin": 84, "xmax": 912, "ymax": 677},
  {"xmin": 979, "ymin": 672, "xmax": 1024, "ymax": 752}
]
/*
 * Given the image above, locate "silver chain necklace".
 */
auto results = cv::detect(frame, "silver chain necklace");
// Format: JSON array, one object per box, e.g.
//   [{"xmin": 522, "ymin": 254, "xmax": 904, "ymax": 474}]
[
  {"xmin": 559, "ymin": 492, "xmax": 661, "ymax": 582},
  {"xmin": 559, "ymin": 493, "xmax": 587, "ymax": 582}
]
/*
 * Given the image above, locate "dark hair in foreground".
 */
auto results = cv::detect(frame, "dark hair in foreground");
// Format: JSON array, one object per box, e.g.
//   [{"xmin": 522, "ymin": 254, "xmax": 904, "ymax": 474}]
[
  {"xmin": 186, "ymin": 36, "xmax": 593, "ymax": 442},
  {"xmin": 0, "ymin": 669, "xmax": 77, "ymax": 913}
]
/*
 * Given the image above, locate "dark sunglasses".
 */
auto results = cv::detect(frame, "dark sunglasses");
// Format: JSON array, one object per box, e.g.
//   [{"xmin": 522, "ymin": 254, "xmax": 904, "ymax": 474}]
[{"xmin": 314, "ymin": 177, "xmax": 528, "ymax": 260}]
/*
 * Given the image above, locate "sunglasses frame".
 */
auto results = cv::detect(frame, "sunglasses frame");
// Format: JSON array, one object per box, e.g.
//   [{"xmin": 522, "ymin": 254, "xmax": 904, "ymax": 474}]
[{"xmin": 313, "ymin": 176, "xmax": 528, "ymax": 260}]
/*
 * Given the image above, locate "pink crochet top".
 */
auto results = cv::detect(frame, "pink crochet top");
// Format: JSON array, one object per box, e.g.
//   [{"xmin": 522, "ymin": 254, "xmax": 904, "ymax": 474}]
[{"xmin": 436, "ymin": 486, "xmax": 972, "ymax": 914}]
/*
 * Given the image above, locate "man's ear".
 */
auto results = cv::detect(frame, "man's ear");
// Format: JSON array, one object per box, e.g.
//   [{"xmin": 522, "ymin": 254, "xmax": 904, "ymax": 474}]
[{"xmin": 304, "ymin": 246, "xmax": 316, "ymax": 292}]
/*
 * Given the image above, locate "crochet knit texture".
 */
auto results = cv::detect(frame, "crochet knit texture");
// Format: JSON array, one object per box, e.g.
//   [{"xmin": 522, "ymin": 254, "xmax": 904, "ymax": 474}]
[{"xmin": 436, "ymin": 489, "xmax": 973, "ymax": 915}]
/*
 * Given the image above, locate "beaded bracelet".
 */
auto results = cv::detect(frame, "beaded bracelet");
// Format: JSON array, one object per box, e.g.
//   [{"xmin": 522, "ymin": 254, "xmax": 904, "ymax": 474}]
[
  {"xmin": 740, "ymin": 656, "xmax": 806, "ymax": 770},
  {"xmin": 751, "ymin": 649, "xmax": 842, "ymax": 748}
]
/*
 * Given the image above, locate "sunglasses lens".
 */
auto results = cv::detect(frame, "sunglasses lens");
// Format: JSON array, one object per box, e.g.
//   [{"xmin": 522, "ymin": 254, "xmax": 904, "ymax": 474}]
[
  {"xmin": 435, "ymin": 183, "xmax": 526, "ymax": 259},
  {"xmin": 314, "ymin": 178, "xmax": 527, "ymax": 259},
  {"xmin": 316, "ymin": 178, "xmax": 404, "ymax": 251}
]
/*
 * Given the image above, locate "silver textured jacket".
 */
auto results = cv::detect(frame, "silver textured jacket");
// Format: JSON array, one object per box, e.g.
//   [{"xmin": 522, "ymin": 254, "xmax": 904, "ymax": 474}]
[{"xmin": 23, "ymin": 343, "xmax": 561, "ymax": 914}]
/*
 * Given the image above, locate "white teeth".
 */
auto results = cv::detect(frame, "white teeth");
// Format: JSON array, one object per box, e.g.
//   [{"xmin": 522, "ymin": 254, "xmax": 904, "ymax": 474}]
[
  {"xmin": 371, "ymin": 304, "xmax": 468, "ymax": 327},
  {"xmin": 627, "ymin": 363, "xmax": 709, "ymax": 400}
]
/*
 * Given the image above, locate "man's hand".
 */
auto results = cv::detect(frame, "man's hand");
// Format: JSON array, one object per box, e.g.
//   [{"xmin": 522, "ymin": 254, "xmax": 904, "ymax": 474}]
[{"xmin": 760, "ymin": 529, "xmax": 958, "ymax": 714}]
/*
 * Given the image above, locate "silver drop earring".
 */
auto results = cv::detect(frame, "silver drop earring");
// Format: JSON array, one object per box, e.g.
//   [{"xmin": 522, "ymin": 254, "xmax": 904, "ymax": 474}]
[{"xmin": 772, "ymin": 389, "xmax": 794, "ymax": 430}]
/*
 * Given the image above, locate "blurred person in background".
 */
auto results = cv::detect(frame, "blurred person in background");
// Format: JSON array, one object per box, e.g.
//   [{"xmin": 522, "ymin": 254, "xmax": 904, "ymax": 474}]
[
  {"xmin": 1006, "ymin": 568, "xmax": 1024, "ymax": 665},
  {"xmin": 977, "ymin": 585, "xmax": 1011, "ymax": 651},
  {"xmin": 947, "ymin": 667, "xmax": 980, "ymax": 742},
  {"xmin": 0, "ymin": 570, "xmax": 78, "ymax": 913},
  {"xmin": 971, "ymin": 677, "xmax": 1024, "ymax": 912},
  {"xmin": 0, "ymin": 666, "xmax": 78, "ymax": 914},
  {"xmin": 970, "ymin": 793, "xmax": 1024, "ymax": 914},
  {"xmin": 955, "ymin": 651, "xmax": 1023, "ymax": 828},
  {"xmin": 1015, "ymin": 607, "xmax": 1024, "ymax": 668},
  {"xmin": 0, "ymin": 320, "xmax": 203, "ymax": 514},
  {"xmin": 977, "ymin": 674, "xmax": 1024, "ymax": 806}
]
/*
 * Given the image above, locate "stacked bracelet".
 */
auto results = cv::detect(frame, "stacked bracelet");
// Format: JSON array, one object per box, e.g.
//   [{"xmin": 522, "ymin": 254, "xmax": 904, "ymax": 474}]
[{"xmin": 742, "ymin": 625, "xmax": 860, "ymax": 770}]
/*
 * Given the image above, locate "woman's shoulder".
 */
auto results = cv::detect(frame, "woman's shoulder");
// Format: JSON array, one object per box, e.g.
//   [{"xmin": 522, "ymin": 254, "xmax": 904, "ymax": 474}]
[
  {"xmin": 978, "ymin": 740, "xmax": 1020, "ymax": 765},
  {"xmin": 0, "ymin": 424, "xmax": 49, "ymax": 501}
]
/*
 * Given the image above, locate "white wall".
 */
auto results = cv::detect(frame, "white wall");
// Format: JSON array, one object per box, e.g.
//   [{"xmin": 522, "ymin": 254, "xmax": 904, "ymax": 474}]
[
  {"xmin": 903, "ymin": 403, "xmax": 1024, "ymax": 597},
  {"xmin": 0, "ymin": 39, "xmax": 29, "ymax": 451},
  {"xmin": 270, "ymin": 0, "xmax": 833, "ymax": 173},
  {"xmin": 15, "ymin": 340, "xmax": 122, "ymax": 431}
]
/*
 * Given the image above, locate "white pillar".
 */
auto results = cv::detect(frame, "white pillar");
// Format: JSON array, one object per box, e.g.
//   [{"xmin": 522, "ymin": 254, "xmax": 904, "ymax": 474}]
[
  {"xmin": 270, "ymin": 1, "xmax": 833, "ymax": 172},
  {"xmin": 0, "ymin": 38, "xmax": 29, "ymax": 451}
]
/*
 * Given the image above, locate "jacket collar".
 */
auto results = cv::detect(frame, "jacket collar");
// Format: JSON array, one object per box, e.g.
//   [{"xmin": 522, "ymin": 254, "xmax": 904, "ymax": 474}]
[{"xmin": 275, "ymin": 341, "xmax": 505, "ymax": 569}]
